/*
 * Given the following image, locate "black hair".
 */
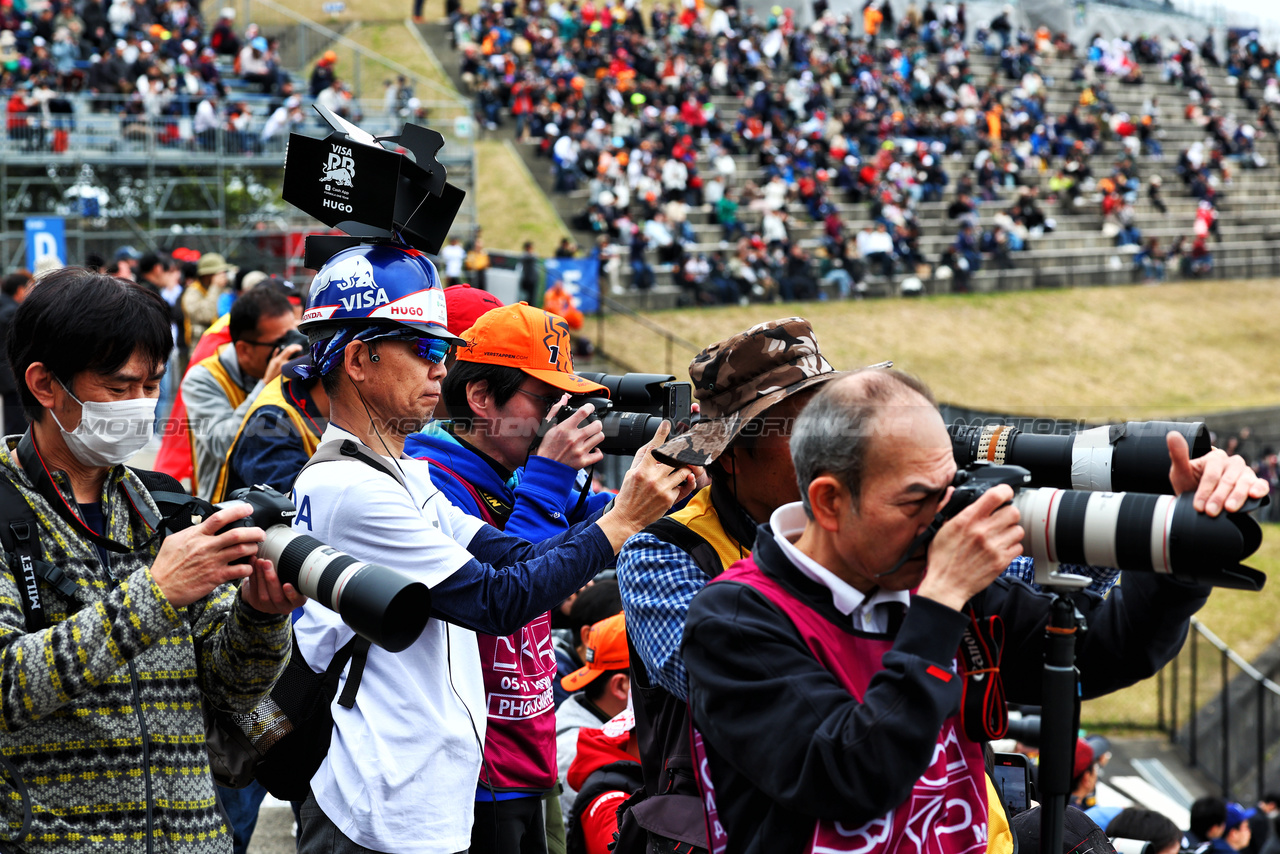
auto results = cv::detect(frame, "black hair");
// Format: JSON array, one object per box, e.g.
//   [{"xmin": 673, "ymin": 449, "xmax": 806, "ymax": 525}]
[
  {"xmin": 229, "ymin": 286, "xmax": 294, "ymax": 343},
  {"xmin": 84, "ymin": 253, "xmax": 106, "ymax": 272},
  {"xmin": 565, "ymin": 579, "xmax": 622, "ymax": 641},
  {"xmin": 442, "ymin": 360, "xmax": 528, "ymax": 428},
  {"xmin": 1106, "ymin": 809, "xmax": 1181, "ymax": 852},
  {"xmin": 1, "ymin": 271, "xmax": 31, "ymax": 298},
  {"xmin": 180, "ymin": 260, "xmax": 199, "ymax": 281},
  {"xmin": 583, "ymin": 668, "xmax": 628, "ymax": 702},
  {"xmin": 1190, "ymin": 797, "xmax": 1228, "ymax": 839},
  {"xmin": 9, "ymin": 268, "xmax": 172, "ymax": 421},
  {"xmin": 136, "ymin": 253, "xmax": 171, "ymax": 279}
]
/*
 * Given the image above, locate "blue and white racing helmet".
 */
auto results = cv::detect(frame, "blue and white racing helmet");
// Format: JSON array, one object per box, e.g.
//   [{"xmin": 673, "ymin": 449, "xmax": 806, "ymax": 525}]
[{"xmin": 300, "ymin": 243, "xmax": 464, "ymax": 344}]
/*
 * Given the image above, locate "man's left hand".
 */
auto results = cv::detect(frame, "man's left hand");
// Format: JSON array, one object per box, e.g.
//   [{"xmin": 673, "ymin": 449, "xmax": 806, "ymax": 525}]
[
  {"xmin": 240, "ymin": 558, "xmax": 307, "ymax": 615},
  {"xmin": 1168, "ymin": 431, "xmax": 1270, "ymax": 516}
]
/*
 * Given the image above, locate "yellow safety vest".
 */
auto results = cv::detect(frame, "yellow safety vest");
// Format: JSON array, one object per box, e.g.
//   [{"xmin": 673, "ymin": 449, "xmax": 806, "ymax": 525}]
[
  {"xmin": 212, "ymin": 376, "xmax": 321, "ymax": 502},
  {"xmin": 663, "ymin": 485, "xmax": 749, "ymax": 571},
  {"xmin": 188, "ymin": 345, "xmax": 247, "ymax": 496}
]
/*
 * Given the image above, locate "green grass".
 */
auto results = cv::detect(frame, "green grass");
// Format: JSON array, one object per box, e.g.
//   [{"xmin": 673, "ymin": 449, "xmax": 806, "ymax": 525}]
[
  {"xmin": 1081, "ymin": 523, "xmax": 1280, "ymax": 731},
  {"xmin": 604, "ymin": 280, "xmax": 1280, "ymax": 419},
  {"xmin": 474, "ymin": 140, "xmax": 572, "ymax": 254}
]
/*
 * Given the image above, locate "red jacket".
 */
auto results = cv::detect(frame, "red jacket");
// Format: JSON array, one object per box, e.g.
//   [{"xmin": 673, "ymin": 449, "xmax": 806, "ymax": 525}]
[{"xmin": 567, "ymin": 728, "xmax": 640, "ymax": 854}]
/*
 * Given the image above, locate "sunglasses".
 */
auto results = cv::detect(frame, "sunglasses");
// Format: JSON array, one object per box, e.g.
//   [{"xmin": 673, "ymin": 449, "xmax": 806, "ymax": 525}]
[{"xmin": 365, "ymin": 332, "xmax": 453, "ymax": 364}]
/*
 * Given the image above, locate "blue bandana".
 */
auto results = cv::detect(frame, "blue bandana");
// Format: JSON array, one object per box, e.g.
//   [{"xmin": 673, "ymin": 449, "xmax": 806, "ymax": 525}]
[{"xmin": 293, "ymin": 326, "xmax": 395, "ymax": 381}]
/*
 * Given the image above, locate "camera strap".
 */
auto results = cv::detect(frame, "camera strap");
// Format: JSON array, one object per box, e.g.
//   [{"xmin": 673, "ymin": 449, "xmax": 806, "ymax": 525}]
[
  {"xmin": 958, "ymin": 605, "xmax": 1008, "ymax": 744},
  {"xmin": 16, "ymin": 431, "xmax": 154, "ymax": 554}
]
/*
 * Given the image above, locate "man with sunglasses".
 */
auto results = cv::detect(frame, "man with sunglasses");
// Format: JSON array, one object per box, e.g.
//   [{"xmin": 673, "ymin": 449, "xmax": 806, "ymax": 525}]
[
  {"xmin": 405, "ymin": 302, "xmax": 617, "ymax": 854},
  {"xmin": 183, "ymin": 285, "xmax": 303, "ymax": 499},
  {"xmin": 288, "ymin": 245, "xmax": 698, "ymax": 854}
]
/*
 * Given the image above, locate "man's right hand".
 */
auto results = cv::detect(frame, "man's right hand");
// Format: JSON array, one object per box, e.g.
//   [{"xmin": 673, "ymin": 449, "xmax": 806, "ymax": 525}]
[
  {"xmin": 263, "ymin": 343, "xmax": 304, "ymax": 384},
  {"xmin": 916, "ymin": 485, "xmax": 1024, "ymax": 613},
  {"xmin": 535, "ymin": 394, "xmax": 606, "ymax": 470},
  {"xmin": 597, "ymin": 421, "xmax": 700, "ymax": 552},
  {"xmin": 151, "ymin": 502, "xmax": 266, "ymax": 608}
]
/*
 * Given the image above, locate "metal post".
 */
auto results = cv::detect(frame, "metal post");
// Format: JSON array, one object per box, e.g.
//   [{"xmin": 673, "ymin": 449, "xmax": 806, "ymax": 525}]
[
  {"xmin": 1172, "ymin": 649, "xmax": 1179, "ymax": 744},
  {"xmin": 1222, "ymin": 651, "xmax": 1230, "ymax": 797},
  {"xmin": 1258, "ymin": 682, "xmax": 1266, "ymax": 805},
  {"xmin": 1191, "ymin": 630, "xmax": 1199, "ymax": 765},
  {"xmin": 1158, "ymin": 669, "xmax": 1166, "ymax": 733}
]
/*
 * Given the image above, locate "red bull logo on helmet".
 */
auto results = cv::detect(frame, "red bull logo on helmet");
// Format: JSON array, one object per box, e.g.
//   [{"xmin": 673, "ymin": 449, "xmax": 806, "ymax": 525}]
[{"xmin": 313, "ymin": 254, "xmax": 391, "ymax": 312}]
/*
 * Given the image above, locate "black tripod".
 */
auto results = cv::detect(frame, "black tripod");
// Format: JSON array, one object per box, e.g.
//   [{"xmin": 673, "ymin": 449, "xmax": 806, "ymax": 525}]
[{"xmin": 1036, "ymin": 583, "xmax": 1089, "ymax": 854}]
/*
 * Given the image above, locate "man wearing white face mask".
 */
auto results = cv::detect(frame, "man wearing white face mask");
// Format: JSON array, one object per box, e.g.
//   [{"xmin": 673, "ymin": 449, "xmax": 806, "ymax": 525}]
[{"xmin": 0, "ymin": 268, "xmax": 306, "ymax": 854}]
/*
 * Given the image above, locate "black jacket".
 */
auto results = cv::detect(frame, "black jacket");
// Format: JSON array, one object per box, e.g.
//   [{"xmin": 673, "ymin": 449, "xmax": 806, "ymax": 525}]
[
  {"xmin": 682, "ymin": 523, "xmax": 1210, "ymax": 854},
  {"xmin": 0, "ymin": 293, "xmax": 19, "ymax": 395}
]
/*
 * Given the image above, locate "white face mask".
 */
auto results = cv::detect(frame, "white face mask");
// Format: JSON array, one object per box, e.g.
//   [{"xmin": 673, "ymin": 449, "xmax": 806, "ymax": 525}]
[{"xmin": 49, "ymin": 379, "xmax": 158, "ymax": 468}]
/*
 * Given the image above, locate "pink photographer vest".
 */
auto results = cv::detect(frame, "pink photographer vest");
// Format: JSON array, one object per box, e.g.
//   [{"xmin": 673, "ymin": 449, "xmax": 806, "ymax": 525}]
[
  {"xmin": 430, "ymin": 461, "xmax": 559, "ymax": 793},
  {"xmin": 477, "ymin": 614, "xmax": 559, "ymax": 791},
  {"xmin": 697, "ymin": 558, "xmax": 990, "ymax": 854}
]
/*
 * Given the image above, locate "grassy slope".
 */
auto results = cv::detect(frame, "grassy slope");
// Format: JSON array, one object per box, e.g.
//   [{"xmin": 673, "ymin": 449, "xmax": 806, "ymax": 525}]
[
  {"xmin": 1081, "ymin": 524, "xmax": 1280, "ymax": 730},
  {"xmin": 604, "ymin": 280, "xmax": 1280, "ymax": 418},
  {"xmin": 258, "ymin": 1, "xmax": 571, "ymax": 248}
]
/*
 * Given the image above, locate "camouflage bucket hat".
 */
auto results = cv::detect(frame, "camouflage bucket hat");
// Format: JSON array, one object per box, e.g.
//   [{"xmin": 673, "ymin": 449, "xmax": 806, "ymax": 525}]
[{"xmin": 653, "ymin": 317, "xmax": 845, "ymax": 468}]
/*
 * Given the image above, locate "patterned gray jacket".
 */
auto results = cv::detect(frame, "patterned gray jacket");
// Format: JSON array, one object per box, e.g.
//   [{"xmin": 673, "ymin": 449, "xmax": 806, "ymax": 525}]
[{"xmin": 0, "ymin": 437, "xmax": 291, "ymax": 853}]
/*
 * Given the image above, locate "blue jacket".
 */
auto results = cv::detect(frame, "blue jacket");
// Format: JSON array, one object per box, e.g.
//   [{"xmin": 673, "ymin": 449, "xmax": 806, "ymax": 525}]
[
  {"xmin": 405, "ymin": 422, "xmax": 615, "ymax": 713},
  {"xmin": 404, "ymin": 422, "xmax": 613, "ymax": 542}
]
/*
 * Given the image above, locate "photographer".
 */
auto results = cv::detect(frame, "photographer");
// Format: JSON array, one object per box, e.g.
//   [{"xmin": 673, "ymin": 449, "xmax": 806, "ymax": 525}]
[
  {"xmin": 0, "ymin": 269, "xmax": 303, "ymax": 854},
  {"xmin": 211, "ymin": 356, "xmax": 329, "ymax": 502},
  {"xmin": 287, "ymin": 244, "xmax": 698, "ymax": 854},
  {"xmin": 681, "ymin": 369, "xmax": 1268, "ymax": 854},
  {"xmin": 404, "ymin": 302, "xmax": 615, "ymax": 854},
  {"xmin": 183, "ymin": 286, "xmax": 303, "ymax": 499}
]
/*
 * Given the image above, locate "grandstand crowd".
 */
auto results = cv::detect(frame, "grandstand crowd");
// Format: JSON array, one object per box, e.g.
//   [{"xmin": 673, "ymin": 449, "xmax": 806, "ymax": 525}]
[{"xmin": 438, "ymin": 0, "xmax": 1280, "ymax": 299}]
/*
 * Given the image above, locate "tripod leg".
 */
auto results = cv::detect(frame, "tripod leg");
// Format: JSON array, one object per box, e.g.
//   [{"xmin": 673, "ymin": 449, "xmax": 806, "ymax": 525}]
[{"xmin": 1039, "ymin": 594, "xmax": 1081, "ymax": 854}]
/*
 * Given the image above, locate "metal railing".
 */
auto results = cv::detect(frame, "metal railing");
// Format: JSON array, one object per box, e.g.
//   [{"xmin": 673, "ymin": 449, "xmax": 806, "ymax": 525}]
[
  {"xmin": 1157, "ymin": 617, "xmax": 1280, "ymax": 803},
  {"xmin": 594, "ymin": 295, "xmax": 701, "ymax": 375}
]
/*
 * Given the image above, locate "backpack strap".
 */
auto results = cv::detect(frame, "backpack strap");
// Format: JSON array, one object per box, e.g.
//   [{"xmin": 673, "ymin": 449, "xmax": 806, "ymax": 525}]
[
  {"xmin": 300, "ymin": 439, "xmax": 408, "ymax": 491},
  {"xmin": 329, "ymin": 635, "xmax": 372, "ymax": 709},
  {"xmin": 0, "ymin": 476, "xmax": 78, "ymax": 634},
  {"xmin": 643, "ymin": 517, "xmax": 726, "ymax": 580}
]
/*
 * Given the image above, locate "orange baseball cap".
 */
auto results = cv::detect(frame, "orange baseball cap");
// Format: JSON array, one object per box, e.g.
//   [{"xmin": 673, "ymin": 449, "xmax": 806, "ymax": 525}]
[
  {"xmin": 561, "ymin": 613, "xmax": 629, "ymax": 692},
  {"xmin": 457, "ymin": 302, "xmax": 606, "ymax": 396}
]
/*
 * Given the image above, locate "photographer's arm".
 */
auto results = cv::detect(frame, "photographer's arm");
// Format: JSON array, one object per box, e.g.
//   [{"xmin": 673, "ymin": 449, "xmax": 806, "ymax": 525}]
[
  {"xmin": 0, "ymin": 559, "xmax": 188, "ymax": 732},
  {"xmin": 991, "ymin": 573, "xmax": 1210, "ymax": 703}
]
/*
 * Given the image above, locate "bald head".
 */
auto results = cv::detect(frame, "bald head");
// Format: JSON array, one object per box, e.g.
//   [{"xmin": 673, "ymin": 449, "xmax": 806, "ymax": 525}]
[{"xmin": 791, "ymin": 369, "xmax": 937, "ymax": 517}]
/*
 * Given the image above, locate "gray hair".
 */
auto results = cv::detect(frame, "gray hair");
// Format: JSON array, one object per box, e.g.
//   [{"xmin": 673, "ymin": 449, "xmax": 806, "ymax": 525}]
[{"xmin": 791, "ymin": 369, "xmax": 936, "ymax": 518}]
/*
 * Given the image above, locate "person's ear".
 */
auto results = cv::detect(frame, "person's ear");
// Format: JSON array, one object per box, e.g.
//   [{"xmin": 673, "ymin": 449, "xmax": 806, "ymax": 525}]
[
  {"xmin": 807, "ymin": 475, "xmax": 849, "ymax": 534},
  {"xmin": 464, "ymin": 380, "xmax": 492, "ymax": 419},
  {"xmin": 25, "ymin": 362, "xmax": 60, "ymax": 413},
  {"xmin": 609, "ymin": 672, "xmax": 630, "ymax": 704},
  {"xmin": 344, "ymin": 340, "xmax": 374, "ymax": 383}
]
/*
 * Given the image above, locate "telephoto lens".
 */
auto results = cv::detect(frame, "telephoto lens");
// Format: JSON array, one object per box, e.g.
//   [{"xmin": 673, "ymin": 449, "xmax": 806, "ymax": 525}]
[
  {"xmin": 949, "ymin": 421, "xmax": 1211, "ymax": 494},
  {"xmin": 1013, "ymin": 487, "xmax": 1266, "ymax": 591},
  {"xmin": 225, "ymin": 486, "xmax": 432, "ymax": 652}
]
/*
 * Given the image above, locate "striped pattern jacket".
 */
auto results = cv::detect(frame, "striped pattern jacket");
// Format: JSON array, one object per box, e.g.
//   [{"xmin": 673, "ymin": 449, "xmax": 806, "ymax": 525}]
[{"xmin": 0, "ymin": 438, "xmax": 291, "ymax": 853}]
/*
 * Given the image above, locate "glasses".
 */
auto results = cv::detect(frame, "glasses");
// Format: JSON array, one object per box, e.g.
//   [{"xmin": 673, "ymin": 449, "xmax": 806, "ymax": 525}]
[
  {"xmin": 514, "ymin": 387, "xmax": 562, "ymax": 413},
  {"xmin": 241, "ymin": 334, "xmax": 294, "ymax": 349},
  {"xmin": 365, "ymin": 332, "xmax": 453, "ymax": 364}
]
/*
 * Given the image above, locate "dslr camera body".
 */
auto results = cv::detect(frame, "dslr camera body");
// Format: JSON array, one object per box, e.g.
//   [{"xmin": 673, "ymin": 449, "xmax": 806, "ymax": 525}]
[{"xmin": 542, "ymin": 372, "xmax": 693, "ymax": 455}]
